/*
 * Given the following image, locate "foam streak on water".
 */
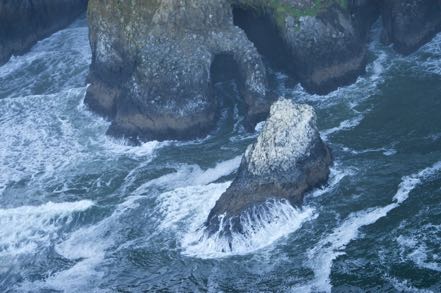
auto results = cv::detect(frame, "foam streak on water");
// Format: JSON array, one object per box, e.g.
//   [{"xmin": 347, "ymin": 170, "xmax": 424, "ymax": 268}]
[
  {"xmin": 321, "ymin": 114, "xmax": 365, "ymax": 140},
  {"xmin": 140, "ymin": 156, "xmax": 242, "ymax": 193},
  {"xmin": 295, "ymin": 161, "xmax": 441, "ymax": 293},
  {"xmin": 311, "ymin": 163, "xmax": 357, "ymax": 198},
  {"xmin": 18, "ymin": 195, "xmax": 144, "ymax": 293},
  {"xmin": 1, "ymin": 12, "xmax": 441, "ymax": 292},
  {"xmin": 182, "ymin": 200, "xmax": 315, "ymax": 259},
  {"xmin": 154, "ymin": 157, "xmax": 317, "ymax": 259},
  {"xmin": 408, "ymin": 32, "xmax": 441, "ymax": 76},
  {"xmin": 397, "ymin": 222, "xmax": 441, "ymax": 274},
  {"xmin": 0, "ymin": 200, "xmax": 93, "ymax": 258}
]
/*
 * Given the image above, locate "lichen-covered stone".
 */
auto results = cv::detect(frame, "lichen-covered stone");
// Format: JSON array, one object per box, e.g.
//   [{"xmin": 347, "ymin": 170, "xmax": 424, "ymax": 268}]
[
  {"xmin": 205, "ymin": 98, "xmax": 332, "ymax": 236},
  {"xmin": 245, "ymin": 99, "xmax": 317, "ymax": 175},
  {"xmin": 0, "ymin": 0, "xmax": 88, "ymax": 65}
]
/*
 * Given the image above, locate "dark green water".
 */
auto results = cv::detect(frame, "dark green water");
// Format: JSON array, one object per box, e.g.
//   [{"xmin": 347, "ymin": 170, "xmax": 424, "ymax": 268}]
[{"xmin": 0, "ymin": 17, "xmax": 440, "ymax": 292}]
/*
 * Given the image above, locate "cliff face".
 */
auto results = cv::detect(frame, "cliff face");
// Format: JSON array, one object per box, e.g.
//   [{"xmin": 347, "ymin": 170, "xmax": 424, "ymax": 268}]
[
  {"xmin": 86, "ymin": 0, "xmax": 441, "ymax": 141},
  {"xmin": 205, "ymin": 98, "xmax": 332, "ymax": 236},
  {"xmin": 0, "ymin": 0, "xmax": 88, "ymax": 65},
  {"xmin": 348, "ymin": 0, "xmax": 382, "ymax": 37},
  {"xmin": 86, "ymin": 0, "xmax": 269, "ymax": 141},
  {"xmin": 381, "ymin": 0, "xmax": 441, "ymax": 54},
  {"xmin": 86, "ymin": 0, "xmax": 378, "ymax": 141},
  {"xmin": 233, "ymin": 0, "xmax": 372, "ymax": 93},
  {"xmin": 281, "ymin": 5, "xmax": 367, "ymax": 93}
]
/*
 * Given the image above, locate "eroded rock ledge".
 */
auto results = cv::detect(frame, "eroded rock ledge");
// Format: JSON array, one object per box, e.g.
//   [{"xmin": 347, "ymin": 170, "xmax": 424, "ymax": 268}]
[
  {"xmin": 86, "ymin": 0, "xmax": 441, "ymax": 141},
  {"xmin": 86, "ymin": 0, "xmax": 269, "ymax": 141},
  {"xmin": 86, "ymin": 0, "xmax": 372, "ymax": 141},
  {"xmin": 0, "ymin": 0, "xmax": 88, "ymax": 65},
  {"xmin": 205, "ymin": 98, "xmax": 332, "ymax": 236},
  {"xmin": 232, "ymin": 0, "xmax": 374, "ymax": 93}
]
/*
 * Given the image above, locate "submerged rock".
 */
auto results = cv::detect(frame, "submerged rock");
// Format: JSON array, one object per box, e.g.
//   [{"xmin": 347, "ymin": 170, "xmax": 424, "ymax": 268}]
[
  {"xmin": 0, "ymin": 0, "xmax": 88, "ymax": 65},
  {"xmin": 205, "ymin": 98, "xmax": 332, "ymax": 236},
  {"xmin": 86, "ymin": 0, "xmax": 269, "ymax": 141},
  {"xmin": 381, "ymin": 0, "xmax": 441, "ymax": 54}
]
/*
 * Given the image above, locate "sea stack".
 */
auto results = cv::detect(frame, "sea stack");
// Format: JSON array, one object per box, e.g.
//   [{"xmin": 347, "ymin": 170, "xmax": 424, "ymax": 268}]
[{"xmin": 205, "ymin": 98, "xmax": 332, "ymax": 237}]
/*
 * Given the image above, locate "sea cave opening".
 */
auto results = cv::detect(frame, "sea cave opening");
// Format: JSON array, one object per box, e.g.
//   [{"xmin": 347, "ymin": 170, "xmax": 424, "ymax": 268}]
[
  {"xmin": 232, "ymin": 5, "xmax": 294, "ymax": 75},
  {"xmin": 210, "ymin": 53, "xmax": 247, "ymax": 121}
]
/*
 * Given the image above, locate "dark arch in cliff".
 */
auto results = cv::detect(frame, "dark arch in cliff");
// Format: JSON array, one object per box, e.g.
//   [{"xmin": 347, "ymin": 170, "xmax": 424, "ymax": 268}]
[
  {"xmin": 232, "ymin": 6, "xmax": 294, "ymax": 75},
  {"xmin": 210, "ymin": 53, "xmax": 248, "ymax": 115}
]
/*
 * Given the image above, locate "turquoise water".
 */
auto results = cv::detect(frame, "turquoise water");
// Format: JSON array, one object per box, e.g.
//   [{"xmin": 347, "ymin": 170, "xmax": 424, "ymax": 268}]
[{"xmin": 0, "ymin": 17, "xmax": 440, "ymax": 292}]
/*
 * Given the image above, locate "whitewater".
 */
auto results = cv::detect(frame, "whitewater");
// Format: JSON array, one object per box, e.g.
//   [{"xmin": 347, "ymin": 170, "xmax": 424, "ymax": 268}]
[{"xmin": 1, "ymin": 16, "xmax": 441, "ymax": 292}]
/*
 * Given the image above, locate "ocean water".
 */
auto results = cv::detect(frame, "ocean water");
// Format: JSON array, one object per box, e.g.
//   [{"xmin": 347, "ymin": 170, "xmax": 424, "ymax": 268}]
[{"xmin": 1, "ymin": 16, "xmax": 441, "ymax": 292}]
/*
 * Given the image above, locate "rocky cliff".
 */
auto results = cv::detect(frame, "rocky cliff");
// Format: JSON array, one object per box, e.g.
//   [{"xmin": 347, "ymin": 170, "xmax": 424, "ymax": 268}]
[
  {"xmin": 232, "ymin": 0, "xmax": 373, "ymax": 93},
  {"xmin": 86, "ymin": 0, "xmax": 378, "ymax": 141},
  {"xmin": 86, "ymin": 0, "xmax": 269, "ymax": 141},
  {"xmin": 86, "ymin": 0, "xmax": 441, "ymax": 141},
  {"xmin": 0, "ymin": 0, "xmax": 88, "ymax": 65}
]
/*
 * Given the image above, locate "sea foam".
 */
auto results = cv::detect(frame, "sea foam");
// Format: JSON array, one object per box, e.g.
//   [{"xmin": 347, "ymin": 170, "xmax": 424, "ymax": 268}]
[
  {"xmin": 154, "ymin": 157, "xmax": 317, "ymax": 259},
  {"xmin": 293, "ymin": 161, "xmax": 441, "ymax": 293},
  {"xmin": 0, "ymin": 200, "xmax": 93, "ymax": 258}
]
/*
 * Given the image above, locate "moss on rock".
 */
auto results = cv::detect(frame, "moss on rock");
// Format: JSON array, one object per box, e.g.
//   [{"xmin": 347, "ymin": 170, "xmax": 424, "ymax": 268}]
[{"xmin": 232, "ymin": 0, "xmax": 347, "ymax": 27}]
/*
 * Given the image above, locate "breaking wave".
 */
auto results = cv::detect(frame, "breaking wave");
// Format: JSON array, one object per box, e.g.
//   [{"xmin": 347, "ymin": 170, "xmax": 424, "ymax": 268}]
[
  {"xmin": 182, "ymin": 200, "xmax": 315, "ymax": 259},
  {"xmin": 154, "ymin": 157, "xmax": 316, "ymax": 258}
]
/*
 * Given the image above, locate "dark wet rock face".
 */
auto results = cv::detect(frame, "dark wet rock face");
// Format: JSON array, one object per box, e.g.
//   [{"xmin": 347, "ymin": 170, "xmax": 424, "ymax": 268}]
[
  {"xmin": 0, "ymin": 0, "xmax": 88, "ymax": 65},
  {"xmin": 281, "ymin": 5, "xmax": 368, "ymax": 94},
  {"xmin": 381, "ymin": 0, "xmax": 441, "ymax": 55},
  {"xmin": 348, "ymin": 0, "xmax": 381, "ymax": 38},
  {"xmin": 205, "ymin": 98, "xmax": 332, "ymax": 236},
  {"xmin": 86, "ymin": 0, "xmax": 380, "ymax": 140},
  {"xmin": 232, "ymin": 6, "xmax": 294, "ymax": 75},
  {"xmin": 86, "ymin": 0, "xmax": 269, "ymax": 141},
  {"xmin": 232, "ymin": 1, "xmax": 372, "ymax": 94},
  {"xmin": 86, "ymin": 0, "xmax": 441, "ymax": 141}
]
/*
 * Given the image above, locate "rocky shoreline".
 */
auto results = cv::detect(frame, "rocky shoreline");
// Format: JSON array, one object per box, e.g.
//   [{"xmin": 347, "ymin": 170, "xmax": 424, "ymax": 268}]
[
  {"xmin": 2, "ymin": 0, "xmax": 440, "ymax": 239},
  {"xmin": 2, "ymin": 0, "xmax": 440, "ymax": 142},
  {"xmin": 85, "ymin": 0, "xmax": 441, "ymax": 142},
  {"xmin": 82, "ymin": 0, "xmax": 441, "ymax": 233}
]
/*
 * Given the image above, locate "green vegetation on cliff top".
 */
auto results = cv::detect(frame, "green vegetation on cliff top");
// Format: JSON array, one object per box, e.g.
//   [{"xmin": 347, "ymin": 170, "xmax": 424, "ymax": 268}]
[{"xmin": 235, "ymin": 0, "xmax": 348, "ymax": 27}]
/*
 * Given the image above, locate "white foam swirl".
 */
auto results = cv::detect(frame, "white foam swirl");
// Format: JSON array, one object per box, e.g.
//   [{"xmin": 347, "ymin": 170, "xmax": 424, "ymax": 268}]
[
  {"xmin": 0, "ymin": 200, "xmax": 93, "ymax": 258},
  {"xmin": 182, "ymin": 200, "xmax": 315, "ymax": 259},
  {"xmin": 295, "ymin": 161, "xmax": 441, "ymax": 292}
]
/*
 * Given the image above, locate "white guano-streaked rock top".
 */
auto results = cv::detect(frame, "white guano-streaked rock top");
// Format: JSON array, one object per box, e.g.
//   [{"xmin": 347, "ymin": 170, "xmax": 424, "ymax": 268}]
[{"xmin": 245, "ymin": 98, "xmax": 318, "ymax": 176}]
